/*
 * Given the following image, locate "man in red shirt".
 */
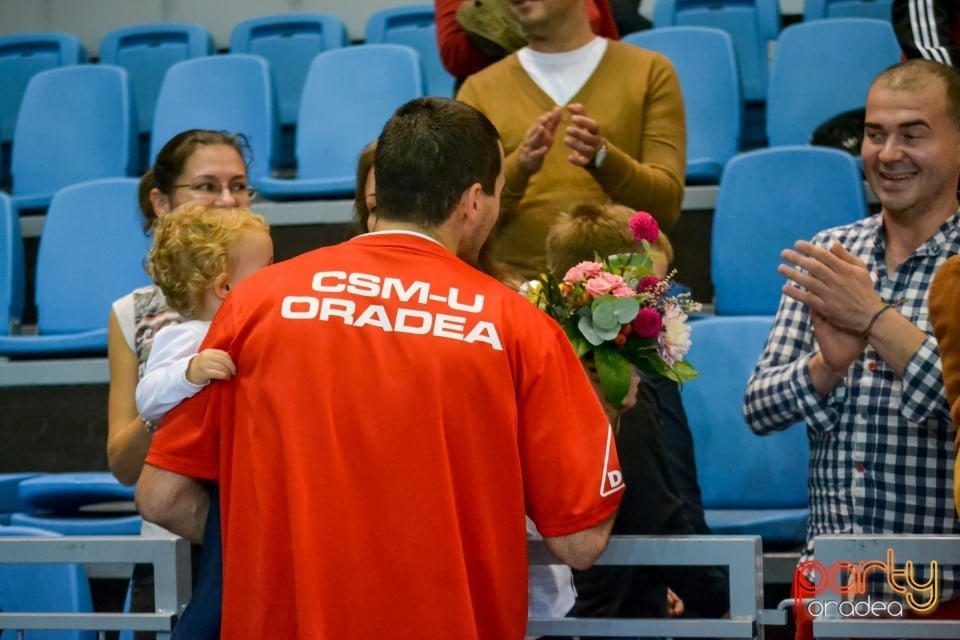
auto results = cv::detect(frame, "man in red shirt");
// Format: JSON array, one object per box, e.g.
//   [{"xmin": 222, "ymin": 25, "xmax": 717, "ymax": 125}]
[{"xmin": 136, "ymin": 97, "xmax": 623, "ymax": 639}]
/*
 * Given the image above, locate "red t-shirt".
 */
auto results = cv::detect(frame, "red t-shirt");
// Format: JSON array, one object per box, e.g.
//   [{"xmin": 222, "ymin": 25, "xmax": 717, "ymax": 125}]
[{"xmin": 147, "ymin": 232, "xmax": 623, "ymax": 639}]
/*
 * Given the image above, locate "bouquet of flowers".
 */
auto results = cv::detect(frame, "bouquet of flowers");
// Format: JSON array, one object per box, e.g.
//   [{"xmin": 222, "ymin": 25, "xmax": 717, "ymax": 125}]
[{"xmin": 526, "ymin": 210, "xmax": 700, "ymax": 407}]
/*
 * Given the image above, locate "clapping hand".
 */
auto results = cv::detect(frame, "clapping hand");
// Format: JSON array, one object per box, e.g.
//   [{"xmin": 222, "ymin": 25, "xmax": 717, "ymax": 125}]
[{"xmin": 518, "ymin": 106, "xmax": 562, "ymax": 174}]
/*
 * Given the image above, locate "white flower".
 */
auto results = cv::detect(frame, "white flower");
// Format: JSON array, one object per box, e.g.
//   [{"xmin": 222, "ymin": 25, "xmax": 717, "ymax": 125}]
[{"xmin": 658, "ymin": 302, "xmax": 691, "ymax": 366}]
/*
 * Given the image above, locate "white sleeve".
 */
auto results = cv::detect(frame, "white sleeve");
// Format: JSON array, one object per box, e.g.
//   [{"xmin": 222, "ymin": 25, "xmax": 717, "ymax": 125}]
[{"xmin": 135, "ymin": 324, "xmax": 208, "ymax": 422}]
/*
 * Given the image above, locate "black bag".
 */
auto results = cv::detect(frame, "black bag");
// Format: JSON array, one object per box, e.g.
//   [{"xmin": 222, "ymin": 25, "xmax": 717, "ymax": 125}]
[{"xmin": 810, "ymin": 107, "xmax": 865, "ymax": 156}]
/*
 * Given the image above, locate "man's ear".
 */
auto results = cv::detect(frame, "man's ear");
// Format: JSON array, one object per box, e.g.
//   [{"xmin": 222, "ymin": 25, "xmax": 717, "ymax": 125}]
[
  {"xmin": 460, "ymin": 182, "xmax": 484, "ymax": 225},
  {"xmin": 213, "ymin": 272, "xmax": 232, "ymax": 300}
]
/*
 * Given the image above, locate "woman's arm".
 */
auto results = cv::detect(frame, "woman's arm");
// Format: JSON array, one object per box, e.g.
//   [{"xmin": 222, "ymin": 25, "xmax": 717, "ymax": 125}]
[{"xmin": 106, "ymin": 310, "xmax": 153, "ymax": 486}]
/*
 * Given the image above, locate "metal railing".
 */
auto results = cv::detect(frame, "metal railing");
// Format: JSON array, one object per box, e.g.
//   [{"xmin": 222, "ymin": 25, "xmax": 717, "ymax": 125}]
[
  {"xmin": 527, "ymin": 535, "xmax": 765, "ymax": 639},
  {"xmin": 0, "ymin": 535, "xmax": 191, "ymax": 639},
  {"xmin": 811, "ymin": 534, "xmax": 960, "ymax": 639}
]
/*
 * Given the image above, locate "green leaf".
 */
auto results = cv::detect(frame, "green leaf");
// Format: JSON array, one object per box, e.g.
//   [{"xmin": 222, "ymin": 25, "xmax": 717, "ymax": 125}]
[
  {"xmin": 577, "ymin": 313, "xmax": 605, "ymax": 346},
  {"xmin": 594, "ymin": 346, "xmax": 633, "ymax": 408},
  {"xmin": 592, "ymin": 296, "xmax": 640, "ymax": 331},
  {"xmin": 563, "ymin": 322, "xmax": 592, "ymax": 358}
]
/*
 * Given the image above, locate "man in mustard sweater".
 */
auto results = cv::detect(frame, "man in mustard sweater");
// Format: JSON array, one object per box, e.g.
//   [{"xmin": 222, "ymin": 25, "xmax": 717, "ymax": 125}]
[{"xmin": 456, "ymin": 0, "xmax": 685, "ymax": 279}]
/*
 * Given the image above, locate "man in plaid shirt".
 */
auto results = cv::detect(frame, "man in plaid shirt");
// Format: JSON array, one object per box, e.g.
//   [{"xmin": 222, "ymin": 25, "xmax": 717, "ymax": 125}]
[{"xmin": 744, "ymin": 59, "xmax": 960, "ymax": 638}]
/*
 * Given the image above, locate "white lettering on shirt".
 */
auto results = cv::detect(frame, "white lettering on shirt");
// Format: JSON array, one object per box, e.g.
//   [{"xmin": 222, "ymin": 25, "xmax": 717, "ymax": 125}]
[{"xmin": 280, "ymin": 271, "xmax": 502, "ymax": 351}]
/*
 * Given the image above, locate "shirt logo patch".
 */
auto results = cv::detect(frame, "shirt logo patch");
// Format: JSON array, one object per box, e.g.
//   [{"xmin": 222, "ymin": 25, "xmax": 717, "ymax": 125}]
[{"xmin": 600, "ymin": 426, "xmax": 625, "ymax": 497}]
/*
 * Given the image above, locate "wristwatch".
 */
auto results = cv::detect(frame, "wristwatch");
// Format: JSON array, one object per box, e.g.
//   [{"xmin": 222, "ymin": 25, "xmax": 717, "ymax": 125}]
[
  {"xmin": 142, "ymin": 417, "xmax": 159, "ymax": 435},
  {"xmin": 588, "ymin": 141, "xmax": 608, "ymax": 169}
]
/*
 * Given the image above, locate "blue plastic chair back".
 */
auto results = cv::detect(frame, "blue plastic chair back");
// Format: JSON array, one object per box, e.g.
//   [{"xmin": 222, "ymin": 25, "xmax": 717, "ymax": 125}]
[
  {"xmin": 258, "ymin": 44, "xmax": 424, "ymax": 200},
  {"xmin": 0, "ymin": 193, "xmax": 24, "ymax": 335},
  {"xmin": 766, "ymin": 18, "xmax": 901, "ymax": 146},
  {"xmin": 0, "ymin": 474, "xmax": 39, "ymax": 513},
  {"xmin": 150, "ymin": 54, "xmax": 277, "ymax": 182},
  {"xmin": 10, "ymin": 65, "xmax": 137, "ymax": 212},
  {"xmin": 17, "ymin": 473, "xmax": 135, "ymax": 513},
  {"xmin": 624, "ymin": 27, "xmax": 741, "ymax": 184},
  {"xmin": 653, "ymin": 0, "xmax": 780, "ymax": 102},
  {"xmin": 229, "ymin": 13, "xmax": 347, "ymax": 127},
  {"xmin": 0, "ymin": 32, "xmax": 86, "ymax": 146},
  {"xmin": 364, "ymin": 4, "xmax": 455, "ymax": 98},
  {"xmin": 0, "ymin": 178, "xmax": 151, "ymax": 356},
  {"xmin": 804, "ymin": 0, "xmax": 894, "ymax": 20},
  {"xmin": 9, "ymin": 513, "xmax": 142, "ymax": 536},
  {"xmin": 0, "ymin": 524, "xmax": 95, "ymax": 640},
  {"xmin": 711, "ymin": 146, "xmax": 867, "ymax": 315},
  {"xmin": 679, "ymin": 315, "xmax": 809, "ymax": 543},
  {"xmin": 99, "ymin": 23, "xmax": 214, "ymax": 139}
]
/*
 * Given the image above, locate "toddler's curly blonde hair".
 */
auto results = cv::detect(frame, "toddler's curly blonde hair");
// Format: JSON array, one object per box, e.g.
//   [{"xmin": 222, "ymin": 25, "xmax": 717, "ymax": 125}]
[{"xmin": 146, "ymin": 204, "xmax": 269, "ymax": 318}]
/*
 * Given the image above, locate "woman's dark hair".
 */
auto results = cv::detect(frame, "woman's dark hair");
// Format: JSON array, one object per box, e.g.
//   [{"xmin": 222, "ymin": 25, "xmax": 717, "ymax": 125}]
[{"xmin": 137, "ymin": 129, "xmax": 251, "ymax": 232}]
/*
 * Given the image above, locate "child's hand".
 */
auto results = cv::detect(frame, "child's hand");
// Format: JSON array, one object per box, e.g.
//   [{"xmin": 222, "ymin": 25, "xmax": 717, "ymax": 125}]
[{"xmin": 186, "ymin": 349, "xmax": 236, "ymax": 385}]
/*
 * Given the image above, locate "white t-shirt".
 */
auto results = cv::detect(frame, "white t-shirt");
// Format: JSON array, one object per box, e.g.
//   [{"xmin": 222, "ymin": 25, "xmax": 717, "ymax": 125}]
[{"xmin": 517, "ymin": 37, "xmax": 608, "ymax": 105}]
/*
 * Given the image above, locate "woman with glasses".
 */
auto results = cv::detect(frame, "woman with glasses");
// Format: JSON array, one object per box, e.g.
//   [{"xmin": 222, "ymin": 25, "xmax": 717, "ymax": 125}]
[{"xmin": 106, "ymin": 129, "xmax": 254, "ymax": 640}]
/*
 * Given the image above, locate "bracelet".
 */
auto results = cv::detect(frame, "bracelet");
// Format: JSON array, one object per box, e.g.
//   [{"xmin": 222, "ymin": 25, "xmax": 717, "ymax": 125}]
[
  {"xmin": 860, "ymin": 301, "xmax": 901, "ymax": 339},
  {"xmin": 142, "ymin": 417, "xmax": 158, "ymax": 435}
]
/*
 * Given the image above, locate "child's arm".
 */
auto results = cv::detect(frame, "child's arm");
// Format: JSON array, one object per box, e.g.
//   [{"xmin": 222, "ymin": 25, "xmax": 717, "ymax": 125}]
[{"xmin": 136, "ymin": 324, "xmax": 234, "ymax": 423}]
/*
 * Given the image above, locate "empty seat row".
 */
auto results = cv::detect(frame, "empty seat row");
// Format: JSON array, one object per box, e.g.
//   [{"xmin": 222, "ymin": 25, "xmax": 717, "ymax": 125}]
[
  {"xmin": 3, "ymin": 42, "xmax": 425, "ymax": 214},
  {"xmin": 0, "ymin": 5, "xmax": 453, "ymax": 183},
  {"xmin": 625, "ymin": 17, "xmax": 899, "ymax": 183}
]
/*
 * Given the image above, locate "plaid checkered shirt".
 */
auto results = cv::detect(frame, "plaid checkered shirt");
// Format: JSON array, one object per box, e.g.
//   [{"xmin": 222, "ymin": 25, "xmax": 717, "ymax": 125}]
[{"xmin": 743, "ymin": 211, "xmax": 960, "ymax": 601}]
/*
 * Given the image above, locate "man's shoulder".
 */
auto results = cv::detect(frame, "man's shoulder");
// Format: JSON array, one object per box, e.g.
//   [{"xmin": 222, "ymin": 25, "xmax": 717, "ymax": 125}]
[{"xmin": 605, "ymin": 39, "xmax": 671, "ymax": 66}]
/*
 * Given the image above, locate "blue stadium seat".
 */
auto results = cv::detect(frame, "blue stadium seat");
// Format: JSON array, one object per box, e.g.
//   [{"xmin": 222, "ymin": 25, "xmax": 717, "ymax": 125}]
[
  {"xmin": 0, "ymin": 524, "xmax": 95, "ymax": 640},
  {"xmin": 766, "ymin": 18, "xmax": 901, "ymax": 146},
  {"xmin": 679, "ymin": 315, "xmax": 810, "ymax": 545},
  {"xmin": 9, "ymin": 513, "xmax": 142, "ymax": 536},
  {"xmin": 0, "ymin": 32, "xmax": 86, "ymax": 185},
  {"xmin": 17, "ymin": 473, "xmax": 135, "ymax": 513},
  {"xmin": 10, "ymin": 65, "xmax": 137, "ymax": 214},
  {"xmin": 0, "ymin": 474, "xmax": 39, "ymax": 514},
  {"xmin": 364, "ymin": 4, "xmax": 455, "ymax": 98},
  {"xmin": 258, "ymin": 44, "xmax": 424, "ymax": 200},
  {"xmin": 711, "ymin": 146, "xmax": 867, "ymax": 315},
  {"xmin": 0, "ymin": 178, "xmax": 150, "ymax": 357},
  {"xmin": 623, "ymin": 27, "xmax": 741, "ymax": 184},
  {"xmin": 652, "ymin": 0, "xmax": 780, "ymax": 103},
  {"xmin": 229, "ymin": 13, "xmax": 348, "ymax": 169},
  {"xmin": 99, "ymin": 23, "xmax": 214, "ymax": 173},
  {"xmin": 0, "ymin": 192, "xmax": 24, "ymax": 335},
  {"xmin": 150, "ymin": 54, "xmax": 277, "ymax": 182},
  {"xmin": 803, "ymin": 0, "xmax": 894, "ymax": 20}
]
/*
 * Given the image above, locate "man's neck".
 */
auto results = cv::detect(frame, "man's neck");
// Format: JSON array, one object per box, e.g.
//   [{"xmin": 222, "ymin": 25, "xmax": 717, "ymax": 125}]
[
  {"xmin": 372, "ymin": 220, "xmax": 455, "ymax": 252},
  {"xmin": 882, "ymin": 201, "xmax": 959, "ymax": 270}
]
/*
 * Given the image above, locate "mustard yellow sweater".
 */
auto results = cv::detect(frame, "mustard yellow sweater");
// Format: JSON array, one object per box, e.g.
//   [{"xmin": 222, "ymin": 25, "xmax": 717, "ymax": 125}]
[
  {"xmin": 457, "ymin": 40, "xmax": 686, "ymax": 278},
  {"xmin": 929, "ymin": 254, "xmax": 960, "ymax": 518}
]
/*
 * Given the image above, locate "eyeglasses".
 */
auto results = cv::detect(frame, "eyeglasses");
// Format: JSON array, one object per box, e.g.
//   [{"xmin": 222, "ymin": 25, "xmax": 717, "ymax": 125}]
[{"xmin": 174, "ymin": 181, "xmax": 258, "ymax": 202}]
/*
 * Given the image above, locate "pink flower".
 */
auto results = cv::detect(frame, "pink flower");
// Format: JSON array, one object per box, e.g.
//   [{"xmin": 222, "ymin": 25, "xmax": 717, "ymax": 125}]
[
  {"xmin": 629, "ymin": 211, "xmax": 660, "ymax": 245},
  {"xmin": 631, "ymin": 307, "xmax": 663, "ymax": 339},
  {"xmin": 612, "ymin": 285, "xmax": 636, "ymax": 298},
  {"xmin": 564, "ymin": 261, "xmax": 603, "ymax": 283},
  {"xmin": 637, "ymin": 275, "xmax": 661, "ymax": 294},
  {"xmin": 584, "ymin": 276, "xmax": 613, "ymax": 297}
]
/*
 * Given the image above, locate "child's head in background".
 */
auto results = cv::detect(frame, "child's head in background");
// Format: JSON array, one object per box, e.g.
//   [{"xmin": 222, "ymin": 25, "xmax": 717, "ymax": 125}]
[{"xmin": 545, "ymin": 202, "xmax": 673, "ymax": 277}]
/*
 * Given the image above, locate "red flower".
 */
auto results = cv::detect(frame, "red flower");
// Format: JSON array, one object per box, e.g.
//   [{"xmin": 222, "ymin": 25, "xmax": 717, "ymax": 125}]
[
  {"xmin": 637, "ymin": 275, "xmax": 661, "ymax": 294},
  {"xmin": 629, "ymin": 211, "xmax": 660, "ymax": 245},
  {"xmin": 632, "ymin": 307, "xmax": 663, "ymax": 339}
]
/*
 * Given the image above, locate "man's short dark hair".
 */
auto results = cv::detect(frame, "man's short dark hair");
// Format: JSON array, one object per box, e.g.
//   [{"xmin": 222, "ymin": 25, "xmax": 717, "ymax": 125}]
[
  {"xmin": 875, "ymin": 59, "xmax": 960, "ymax": 131},
  {"xmin": 374, "ymin": 97, "xmax": 501, "ymax": 227}
]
